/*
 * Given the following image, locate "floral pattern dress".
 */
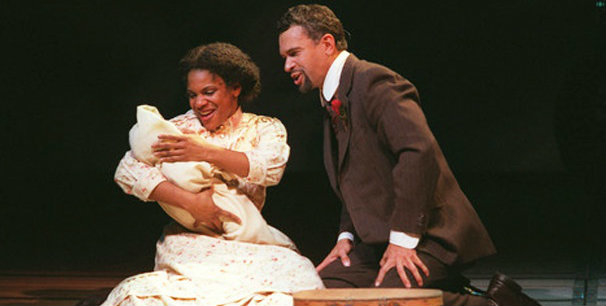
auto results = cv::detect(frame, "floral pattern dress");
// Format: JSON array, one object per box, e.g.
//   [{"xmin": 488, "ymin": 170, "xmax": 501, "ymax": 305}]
[{"xmin": 106, "ymin": 110, "xmax": 324, "ymax": 306}]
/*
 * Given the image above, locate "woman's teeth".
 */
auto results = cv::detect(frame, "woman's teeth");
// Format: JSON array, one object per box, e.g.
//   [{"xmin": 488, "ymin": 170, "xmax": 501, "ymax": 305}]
[{"xmin": 200, "ymin": 110, "xmax": 215, "ymax": 120}]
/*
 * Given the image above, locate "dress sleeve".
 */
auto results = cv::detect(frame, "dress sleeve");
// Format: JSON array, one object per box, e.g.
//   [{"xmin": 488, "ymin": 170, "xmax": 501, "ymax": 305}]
[
  {"xmin": 114, "ymin": 151, "xmax": 167, "ymax": 202},
  {"xmin": 240, "ymin": 117, "xmax": 290, "ymax": 187}
]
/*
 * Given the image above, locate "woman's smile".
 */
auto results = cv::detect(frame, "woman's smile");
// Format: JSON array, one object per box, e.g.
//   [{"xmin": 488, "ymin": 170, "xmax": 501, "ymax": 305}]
[{"xmin": 198, "ymin": 108, "xmax": 216, "ymax": 122}]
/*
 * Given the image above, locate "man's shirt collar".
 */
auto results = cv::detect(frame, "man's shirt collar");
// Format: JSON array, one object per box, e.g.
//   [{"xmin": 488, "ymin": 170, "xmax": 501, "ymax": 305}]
[{"xmin": 321, "ymin": 50, "xmax": 350, "ymax": 106}]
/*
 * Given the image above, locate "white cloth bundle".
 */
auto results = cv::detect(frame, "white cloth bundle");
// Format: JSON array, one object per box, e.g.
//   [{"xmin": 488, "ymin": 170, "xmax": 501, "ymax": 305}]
[{"xmin": 128, "ymin": 105, "xmax": 295, "ymax": 249}]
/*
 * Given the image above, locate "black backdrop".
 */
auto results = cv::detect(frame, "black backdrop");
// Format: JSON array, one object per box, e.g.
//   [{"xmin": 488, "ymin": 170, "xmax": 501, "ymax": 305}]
[{"xmin": 1, "ymin": 1, "xmax": 604, "ymax": 274}]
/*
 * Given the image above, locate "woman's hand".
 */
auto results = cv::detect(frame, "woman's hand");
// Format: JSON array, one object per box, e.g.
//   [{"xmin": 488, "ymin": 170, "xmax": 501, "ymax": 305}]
[
  {"xmin": 152, "ymin": 134, "xmax": 221, "ymax": 163},
  {"xmin": 189, "ymin": 187, "xmax": 242, "ymax": 233},
  {"xmin": 149, "ymin": 182, "xmax": 241, "ymax": 234},
  {"xmin": 153, "ymin": 134, "xmax": 250, "ymax": 178}
]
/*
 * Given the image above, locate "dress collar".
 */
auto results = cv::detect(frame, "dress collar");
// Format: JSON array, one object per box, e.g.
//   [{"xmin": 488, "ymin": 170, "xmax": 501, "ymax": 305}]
[
  {"xmin": 213, "ymin": 107, "xmax": 243, "ymax": 134},
  {"xmin": 321, "ymin": 50, "xmax": 350, "ymax": 106}
]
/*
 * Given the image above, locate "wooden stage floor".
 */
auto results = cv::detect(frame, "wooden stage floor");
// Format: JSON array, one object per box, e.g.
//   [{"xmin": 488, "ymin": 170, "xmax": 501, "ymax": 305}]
[
  {"xmin": 0, "ymin": 272, "xmax": 123, "ymax": 306},
  {"xmin": 1, "ymin": 271, "xmax": 604, "ymax": 306}
]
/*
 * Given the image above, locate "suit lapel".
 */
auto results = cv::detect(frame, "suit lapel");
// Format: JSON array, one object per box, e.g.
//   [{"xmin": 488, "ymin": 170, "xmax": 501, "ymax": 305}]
[
  {"xmin": 323, "ymin": 115, "xmax": 338, "ymax": 192},
  {"xmin": 335, "ymin": 55, "xmax": 355, "ymax": 172}
]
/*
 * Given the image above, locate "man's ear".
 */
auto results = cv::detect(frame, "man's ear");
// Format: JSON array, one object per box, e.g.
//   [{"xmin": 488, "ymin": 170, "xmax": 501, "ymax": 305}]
[{"xmin": 320, "ymin": 33, "xmax": 338, "ymax": 56}]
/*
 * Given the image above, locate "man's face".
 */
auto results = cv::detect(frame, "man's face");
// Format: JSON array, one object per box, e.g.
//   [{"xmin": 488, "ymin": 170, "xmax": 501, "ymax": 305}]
[{"xmin": 279, "ymin": 25, "xmax": 330, "ymax": 93}]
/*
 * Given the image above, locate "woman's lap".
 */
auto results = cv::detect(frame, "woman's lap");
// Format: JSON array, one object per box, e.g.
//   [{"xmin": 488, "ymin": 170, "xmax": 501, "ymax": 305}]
[{"xmin": 102, "ymin": 224, "xmax": 323, "ymax": 306}]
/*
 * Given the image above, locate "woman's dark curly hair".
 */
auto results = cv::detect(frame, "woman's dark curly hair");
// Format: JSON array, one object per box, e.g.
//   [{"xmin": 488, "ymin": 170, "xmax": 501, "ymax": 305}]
[{"xmin": 179, "ymin": 42, "xmax": 261, "ymax": 104}]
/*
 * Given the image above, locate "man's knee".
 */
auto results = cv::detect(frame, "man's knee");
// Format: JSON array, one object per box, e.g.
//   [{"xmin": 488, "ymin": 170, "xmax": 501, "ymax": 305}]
[
  {"xmin": 319, "ymin": 262, "xmax": 360, "ymax": 288},
  {"xmin": 318, "ymin": 258, "xmax": 378, "ymax": 288},
  {"xmin": 318, "ymin": 259, "xmax": 348, "ymax": 279},
  {"xmin": 322, "ymin": 277, "xmax": 357, "ymax": 288}
]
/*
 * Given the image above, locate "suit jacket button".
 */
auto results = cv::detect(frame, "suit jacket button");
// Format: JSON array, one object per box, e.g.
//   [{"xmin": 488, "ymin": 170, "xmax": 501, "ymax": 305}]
[{"xmin": 417, "ymin": 214, "xmax": 425, "ymax": 225}]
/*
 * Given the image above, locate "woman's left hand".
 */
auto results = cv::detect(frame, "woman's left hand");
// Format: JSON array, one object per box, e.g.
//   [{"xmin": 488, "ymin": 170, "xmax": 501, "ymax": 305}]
[{"xmin": 152, "ymin": 134, "xmax": 220, "ymax": 163}]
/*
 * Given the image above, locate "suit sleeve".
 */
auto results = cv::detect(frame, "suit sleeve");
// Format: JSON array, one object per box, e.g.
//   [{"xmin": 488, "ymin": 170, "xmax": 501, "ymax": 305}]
[
  {"xmin": 361, "ymin": 66, "xmax": 439, "ymax": 235},
  {"xmin": 338, "ymin": 202, "xmax": 355, "ymax": 234}
]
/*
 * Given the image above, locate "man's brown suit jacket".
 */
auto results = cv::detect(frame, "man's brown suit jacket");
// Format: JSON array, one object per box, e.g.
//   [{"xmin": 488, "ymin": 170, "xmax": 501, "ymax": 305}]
[{"xmin": 323, "ymin": 54, "xmax": 496, "ymax": 265}]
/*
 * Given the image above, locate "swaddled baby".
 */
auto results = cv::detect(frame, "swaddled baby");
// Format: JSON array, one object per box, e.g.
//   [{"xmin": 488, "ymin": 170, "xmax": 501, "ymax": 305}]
[{"xmin": 129, "ymin": 105, "xmax": 295, "ymax": 249}]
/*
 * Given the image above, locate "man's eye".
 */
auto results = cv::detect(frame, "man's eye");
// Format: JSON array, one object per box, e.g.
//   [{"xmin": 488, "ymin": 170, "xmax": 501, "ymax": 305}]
[
  {"xmin": 187, "ymin": 93, "xmax": 196, "ymax": 99},
  {"xmin": 204, "ymin": 90, "xmax": 216, "ymax": 95}
]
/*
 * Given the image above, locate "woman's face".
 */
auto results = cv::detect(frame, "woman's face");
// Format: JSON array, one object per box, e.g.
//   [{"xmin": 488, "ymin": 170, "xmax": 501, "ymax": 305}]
[{"xmin": 187, "ymin": 69, "xmax": 241, "ymax": 131}]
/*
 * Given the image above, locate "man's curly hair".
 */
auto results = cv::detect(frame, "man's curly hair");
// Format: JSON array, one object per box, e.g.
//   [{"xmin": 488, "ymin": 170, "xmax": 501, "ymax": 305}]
[
  {"xmin": 179, "ymin": 42, "xmax": 261, "ymax": 104},
  {"xmin": 277, "ymin": 4, "xmax": 348, "ymax": 50}
]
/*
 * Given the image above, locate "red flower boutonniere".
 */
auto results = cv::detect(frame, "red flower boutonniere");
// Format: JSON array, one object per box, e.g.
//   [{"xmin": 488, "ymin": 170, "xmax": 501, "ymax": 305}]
[{"xmin": 330, "ymin": 98, "xmax": 347, "ymax": 124}]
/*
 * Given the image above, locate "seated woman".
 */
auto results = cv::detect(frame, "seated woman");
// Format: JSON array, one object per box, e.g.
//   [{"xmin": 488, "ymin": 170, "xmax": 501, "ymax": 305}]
[{"xmin": 105, "ymin": 42, "xmax": 323, "ymax": 306}]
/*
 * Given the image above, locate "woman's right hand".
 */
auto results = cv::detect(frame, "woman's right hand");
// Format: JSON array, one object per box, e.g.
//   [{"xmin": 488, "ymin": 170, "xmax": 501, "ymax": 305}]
[
  {"xmin": 189, "ymin": 187, "xmax": 242, "ymax": 234},
  {"xmin": 153, "ymin": 134, "xmax": 221, "ymax": 164},
  {"xmin": 149, "ymin": 181, "xmax": 242, "ymax": 234}
]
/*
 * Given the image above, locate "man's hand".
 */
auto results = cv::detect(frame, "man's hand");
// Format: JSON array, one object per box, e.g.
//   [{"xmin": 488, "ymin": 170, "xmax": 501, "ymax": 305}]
[
  {"xmin": 316, "ymin": 238, "xmax": 353, "ymax": 272},
  {"xmin": 152, "ymin": 134, "xmax": 220, "ymax": 163},
  {"xmin": 374, "ymin": 243, "xmax": 429, "ymax": 288},
  {"xmin": 188, "ymin": 187, "xmax": 241, "ymax": 234}
]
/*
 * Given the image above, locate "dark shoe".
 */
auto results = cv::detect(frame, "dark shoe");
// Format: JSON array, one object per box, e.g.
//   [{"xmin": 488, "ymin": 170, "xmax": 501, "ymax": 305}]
[
  {"xmin": 462, "ymin": 284, "xmax": 487, "ymax": 296},
  {"xmin": 487, "ymin": 273, "xmax": 541, "ymax": 306}
]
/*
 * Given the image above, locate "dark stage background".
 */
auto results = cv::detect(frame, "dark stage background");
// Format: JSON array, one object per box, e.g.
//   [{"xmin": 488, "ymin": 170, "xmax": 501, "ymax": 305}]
[{"xmin": 1, "ymin": 1, "xmax": 604, "ymax": 275}]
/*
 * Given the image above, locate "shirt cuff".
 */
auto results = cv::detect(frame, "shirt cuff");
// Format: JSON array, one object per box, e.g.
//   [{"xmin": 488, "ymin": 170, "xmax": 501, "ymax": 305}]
[
  {"xmin": 337, "ymin": 232, "xmax": 355, "ymax": 242},
  {"xmin": 389, "ymin": 230, "xmax": 420, "ymax": 249}
]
